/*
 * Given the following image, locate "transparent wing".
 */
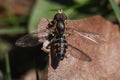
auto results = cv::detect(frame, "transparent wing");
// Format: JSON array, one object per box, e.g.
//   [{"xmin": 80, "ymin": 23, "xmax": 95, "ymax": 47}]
[
  {"xmin": 72, "ymin": 29, "xmax": 106, "ymax": 44},
  {"xmin": 67, "ymin": 44, "xmax": 92, "ymax": 62},
  {"xmin": 15, "ymin": 30, "xmax": 49, "ymax": 47}
]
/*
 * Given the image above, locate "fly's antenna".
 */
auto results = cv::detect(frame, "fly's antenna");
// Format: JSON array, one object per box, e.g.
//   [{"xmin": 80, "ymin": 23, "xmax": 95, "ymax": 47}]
[{"xmin": 58, "ymin": 9, "xmax": 63, "ymax": 13}]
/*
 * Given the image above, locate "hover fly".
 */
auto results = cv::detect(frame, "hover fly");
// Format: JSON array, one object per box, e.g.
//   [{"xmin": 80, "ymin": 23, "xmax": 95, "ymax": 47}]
[{"xmin": 16, "ymin": 9, "xmax": 105, "ymax": 61}]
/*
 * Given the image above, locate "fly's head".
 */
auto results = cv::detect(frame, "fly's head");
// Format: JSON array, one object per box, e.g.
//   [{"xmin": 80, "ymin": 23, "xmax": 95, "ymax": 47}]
[{"xmin": 53, "ymin": 9, "xmax": 67, "ymax": 22}]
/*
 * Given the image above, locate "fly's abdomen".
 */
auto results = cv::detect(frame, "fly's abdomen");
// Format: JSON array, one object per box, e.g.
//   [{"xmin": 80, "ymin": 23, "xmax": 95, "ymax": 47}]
[
  {"xmin": 53, "ymin": 36, "xmax": 67, "ymax": 60},
  {"xmin": 56, "ymin": 43, "xmax": 67, "ymax": 60}
]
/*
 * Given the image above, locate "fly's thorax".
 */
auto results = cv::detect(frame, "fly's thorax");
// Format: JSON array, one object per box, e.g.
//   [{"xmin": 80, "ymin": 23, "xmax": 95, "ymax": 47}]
[{"xmin": 55, "ymin": 21, "xmax": 66, "ymax": 34}]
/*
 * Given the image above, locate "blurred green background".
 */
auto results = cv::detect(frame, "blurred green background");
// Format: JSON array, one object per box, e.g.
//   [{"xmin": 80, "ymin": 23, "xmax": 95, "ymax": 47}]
[{"xmin": 0, "ymin": 0, "xmax": 120, "ymax": 80}]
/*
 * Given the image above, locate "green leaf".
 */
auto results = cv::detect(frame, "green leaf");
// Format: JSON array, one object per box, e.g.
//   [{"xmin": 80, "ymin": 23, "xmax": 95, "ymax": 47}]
[
  {"xmin": 0, "ymin": 27, "xmax": 26, "ymax": 35},
  {"xmin": 74, "ymin": 0, "xmax": 90, "ymax": 5},
  {"xmin": 109, "ymin": 0, "xmax": 120, "ymax": 25}
]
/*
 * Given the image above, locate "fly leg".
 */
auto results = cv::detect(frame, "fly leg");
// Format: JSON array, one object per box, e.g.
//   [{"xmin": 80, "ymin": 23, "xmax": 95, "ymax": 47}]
[
  {"xmin": 41, "ymin": 40, "xmax": 50, "ymax": 53},
  {"xmin": 41, "ymin": 36, "xmax": 58, "ymax": 53}
]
